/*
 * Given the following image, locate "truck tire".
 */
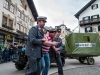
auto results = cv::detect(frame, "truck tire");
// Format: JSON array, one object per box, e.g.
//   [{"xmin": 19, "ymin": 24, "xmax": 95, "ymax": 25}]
[
  {"xmin": 15, "ymin": 64, "xmax": 26, "ymax": 70},
  {"xmin": 79, "ymin": 57, "xmax": 86, "ymax": 64},
  {"xmin": 87, "ymin": 57, "xmax": 95, "ymax": 65}
]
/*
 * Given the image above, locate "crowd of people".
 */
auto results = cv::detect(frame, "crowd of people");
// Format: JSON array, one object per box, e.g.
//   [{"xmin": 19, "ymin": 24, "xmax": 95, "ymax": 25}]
[
  {"xmin": 0, "ymin": 16, "xmax": 64, "ymax": 75},
  {"xmin": 0, "ymin": 43, "xmax": 25, "ymax": 63}
]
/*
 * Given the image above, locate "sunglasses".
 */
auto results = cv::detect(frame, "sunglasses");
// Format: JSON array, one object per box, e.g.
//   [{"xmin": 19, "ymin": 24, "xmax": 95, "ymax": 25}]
[
  {"xmin": 42, "ymin": 20, "xmax": 47, "ymax": 23},
  {"xmin": 49, "ymin": 31, "xmax": 56, "ymax": 33},
  {"xmin": 57, "ymin": 31, "xmax": 61, "ymax": 33}
]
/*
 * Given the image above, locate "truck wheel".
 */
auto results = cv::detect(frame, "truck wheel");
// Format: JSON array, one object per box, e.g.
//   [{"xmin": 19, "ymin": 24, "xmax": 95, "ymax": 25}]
[
  {"xmin": 87, "ymin": 57, "xmax": 95, "ymax": 65},
  {"xmin": 79, "ymin": 57, "xmax": 86, "ymax": 64},
  {"xmin": 15, "ymin": 65, "xmax": 26, "ymax": 70}
]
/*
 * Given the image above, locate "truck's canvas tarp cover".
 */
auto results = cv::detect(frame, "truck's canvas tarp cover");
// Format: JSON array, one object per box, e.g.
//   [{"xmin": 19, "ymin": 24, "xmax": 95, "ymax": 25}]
[{"xmin": 65, "ymin": 33, "xmax": 100, "ymax": 56}]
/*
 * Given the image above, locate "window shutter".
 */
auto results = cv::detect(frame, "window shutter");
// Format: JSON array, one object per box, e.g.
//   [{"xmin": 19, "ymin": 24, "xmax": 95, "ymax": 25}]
[
  {"xmin": 83, "ymin": 17, "xmax": 85, "ymax": 20},
  {"xmin": 90, "ymin": 27, "xmax": 92, "ymax": 32},
  {"xmin": 98, "ymin": 26, "xmax": 100, "ymax": 31},
  {"xmin": 88, "ymin": 16, "xmax": 90, "ymax": 20},
  {"xmin": 85, "ymin": 28, "xmax": 87, "ymax": 32},
  {"xmin": 97, "ymin": 4, "xmax": 98, "ymax": 8},
  {"xmin": 97, "ymin": 15, "xmax": 99, "ymax": 18},
  {"xmin": 91, "ymin": 16, "xmax": 93, "ymax": 19},
  {"xmin": 83, "ymin": 16, "xmax": 90, "ymax": 20},
  {"xmin": 91, "ymin": 5, "xmax": 93, "ymax": 9},
  {"xmin": 91, "ymin": 4, "xmax": 98, "ymax": 10}
]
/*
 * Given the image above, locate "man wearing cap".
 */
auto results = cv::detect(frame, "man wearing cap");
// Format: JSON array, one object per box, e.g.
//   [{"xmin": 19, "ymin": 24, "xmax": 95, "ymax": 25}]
[
  {"xmin": 49, "ymin": 29, "xmax": 64, "ymax": 75},
  {"xmin": 25, "ymin": 16, "xmax": 58, "ymax": 75}
]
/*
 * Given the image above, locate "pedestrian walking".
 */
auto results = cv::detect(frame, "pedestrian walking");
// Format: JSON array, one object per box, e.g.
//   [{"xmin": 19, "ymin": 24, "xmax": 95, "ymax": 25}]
[
  {"xmin": 3, "ymin": 45, "xmax": 10, "ymax": 63},
  {"xmin": 9, "ymin": 47, "xmax": 14, "ymax": 61},
  {"xmin": 0, "ymin": 47, "xmax": 2, "ymax": 63},
  {"xmin": 49, "ymin": 29, "xmax": 64, "ymax": 75},
  {"xmin": 25, "ymin": 16, "xmax": 49, "ymax": 75}
]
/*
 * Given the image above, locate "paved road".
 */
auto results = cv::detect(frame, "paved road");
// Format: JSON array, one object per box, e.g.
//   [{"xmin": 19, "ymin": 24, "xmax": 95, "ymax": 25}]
[{"xmin": 0, "ymin": 57, "xmax": 100, "ymax": 75}]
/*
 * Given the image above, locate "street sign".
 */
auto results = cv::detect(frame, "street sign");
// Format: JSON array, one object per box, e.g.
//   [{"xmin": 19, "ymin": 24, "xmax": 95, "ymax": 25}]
[
  {"xmin": 6, "ymin": 34, "xmax": 10, "ymax": 39},
  {"xmin": 75, "ymin": 43, "xmax": 96, "ymax": 47}
]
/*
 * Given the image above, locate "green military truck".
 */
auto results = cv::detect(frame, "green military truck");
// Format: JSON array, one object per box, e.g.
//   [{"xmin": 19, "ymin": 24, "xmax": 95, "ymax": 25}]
[{"xmin": 65, "ymin": 33, "xmax": 100, "ymax": 65}]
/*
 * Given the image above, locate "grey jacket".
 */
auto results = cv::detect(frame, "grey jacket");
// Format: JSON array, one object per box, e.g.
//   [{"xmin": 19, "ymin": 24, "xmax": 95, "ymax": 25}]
[
  {"xmin": 49, "ymin": 37, "xmax": 63, "ymax": 57},
  {"xmin": 25, "ymin": 25, "xmax": 44, "ymax": 58},
  {"xmin": 54, "ymin": 37, "xmax": 63, "ymax": 51}
]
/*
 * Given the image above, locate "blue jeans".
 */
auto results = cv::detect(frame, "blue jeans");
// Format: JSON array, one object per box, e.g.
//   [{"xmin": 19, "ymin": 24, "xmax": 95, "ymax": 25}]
[
  {"xmin": 55, "ymin": 53, "xmax": 63, "ymax": 75},
  {"xmin": 10, "ymin": 55, "xmax": 13, "ymax": 61},
  {"xmin": 41, "ymin": 52, "xmax": 50, "ymax": 75}
]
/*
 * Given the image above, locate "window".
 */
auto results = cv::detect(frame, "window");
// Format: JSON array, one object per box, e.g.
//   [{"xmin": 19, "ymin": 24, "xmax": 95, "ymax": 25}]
[
  {"xmin": 2, "ymin": 16, "xmax": 7, "ymax": 26},
  {"xmin": 4, "ymin": 0, "xmax": 9, "ymax": 9},
  {"xmin": 8, "ymin": 19, "xmax": 13, "ymax": 27},
  {"xmin": 83, "ymin": 16, "xmax": 90, "ymax": 20},
  {"xmin": 22, "ymin": 14, "xmax": 25, "ymax": 21},
  {"xmin": 0, "ymin": 40, "xmax": 4, "ymax": 46},
  {"xmin": 83, "ymin": 36, "xmax": 90, "ymax": 42},
  {"xmin": 29, "ymin": 20, "xmax": 31, "ymax": 25},
  {"xmin": 20, "ymin": 0, "xmax": 27, "ymax": 10},
  {"xmin": 25, "ymin": 5, "xmax": 27, "ymax": 10},
  {"xmin": 20, "ymin": 0, "xmax": 23, "ymax": 6},
  {"xmin": 20, "ymin": 25, "xmax": 23, "ymax": 32},
  {"xmin": 91, "ymin": 4, "xmax": 98, "ymax": 10},
  {"xmin": 25, "ymin": 16, "xmax": 27, "ymax": 22},
  {"xmin": 16, "ymin": 23, "xmax": 20, "ymax": 30},
  {"xmin": 92, "ymin": 28, "xmax": 96, "ymax": 32},
  {"xmin": 30, "ymin": 21, "xmax": 33, "ymax": 26},
  {"xmin": 85, "ymin": 27, "xmax": 92, "ymax": 32},
  {"xmin": 0, "ymin": 35, "xmax": 4, "ymax": 38},
  {"xmin": 91, "ymin": 14, "xmax": 99, "ymax": 19},
  {"xmin": 17, "ymin": 11, "xmax": 21, "ymax": 18},
  {"xmin": 25, "ymin": 28, "xmax": 27, "ymax": 33},
  {"xmin": 98, "ymin": 26, "xmax": 100, "ymax": 31},
  {"xmin": 10, "ymin": 5, "xmax": 14, "ymax": 13},
  {"xmin": 24, "ymin": 27, "xmax": 26, "ymax": 33}
]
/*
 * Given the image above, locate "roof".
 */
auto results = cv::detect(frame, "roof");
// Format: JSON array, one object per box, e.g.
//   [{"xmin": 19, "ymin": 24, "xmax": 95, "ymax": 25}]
[
  {"xmin": 74, "ymin": 0, "xmax": 96, "ymax": 19},
  {"xmin": 27, "ymin": 0, "xmax": 38, "ymax": 21},
  {"xmin": 60, "ymin": 24, "xmax": 66, "ymax": 26}
]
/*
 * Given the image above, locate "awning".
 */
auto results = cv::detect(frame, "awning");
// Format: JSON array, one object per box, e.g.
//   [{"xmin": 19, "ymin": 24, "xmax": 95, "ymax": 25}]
[{"xmin": 18, "ymin": 34, "xmax": 28, "ymax": 40}]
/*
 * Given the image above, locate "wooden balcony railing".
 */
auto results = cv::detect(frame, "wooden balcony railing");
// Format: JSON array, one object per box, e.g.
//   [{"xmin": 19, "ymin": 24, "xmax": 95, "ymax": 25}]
[{"xmin": 79, "ymin": 18, "xmax": 100, "ymax": 26}]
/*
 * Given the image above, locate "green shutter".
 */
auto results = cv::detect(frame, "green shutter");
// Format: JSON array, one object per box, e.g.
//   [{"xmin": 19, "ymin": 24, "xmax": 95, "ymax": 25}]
[
  {"xmin": 88, "ymin": 16, "xmax": 90, "ymax": 20},
  {"xmin": 91, "ymin": 5, "xmax": 93, "ymax": 9},
  {"xmin": 90, "ymin": 27, "xmax": 92, "ymax": 32},
  {"xmin": 91, "ymin": 4, "xmax": 98, "ymax": 10},
  {"xmin": 85, "ymin": 28, "xmax": 87, "ymax": 32},
  {"xmin": 98, "ymin": 26, "xmax": 100, "ymax": 31},
  {"xmin": 97, "ymin": 15, "xmax": 99, "ymax": 18},
  {"xmin": 97, "ymin": 4, "xmax": 98, "ymax": 8},
  {"xmin": 83, "ymin": 16, "xmax": 90, "ymax": 20},
  {"xmin": 91, "ymin": 16, "xmax": 93, "ymax": 19},
  {"xmin": 83, "ymin": 17, "xmax": 85, "ymax": 20}
]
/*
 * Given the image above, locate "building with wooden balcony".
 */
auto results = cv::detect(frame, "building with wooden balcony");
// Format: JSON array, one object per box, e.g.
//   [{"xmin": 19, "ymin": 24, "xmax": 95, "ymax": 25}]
[
  {"xmin": 0, "ymin": 0, "xmax": 38, "ymax": 46},
  {"xmin": 75, "ymin": 0, "xmax": 100, "ymax": 33}
]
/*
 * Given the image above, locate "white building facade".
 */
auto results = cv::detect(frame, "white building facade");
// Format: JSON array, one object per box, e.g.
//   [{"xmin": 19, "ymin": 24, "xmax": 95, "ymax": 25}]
[
  {"xmin": 0, "ymin": 0, "xmax": 38, "ymax": 46},
  {"xmin": 75, "ymin": 0, "xmax": 100, "ymax": 33}
]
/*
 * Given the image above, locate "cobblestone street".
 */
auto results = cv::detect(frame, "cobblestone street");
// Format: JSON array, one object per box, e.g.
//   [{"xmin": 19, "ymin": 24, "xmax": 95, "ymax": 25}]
[
  {"xmin": 0, "ymin": 57, "xmax": 99, "ymax": 75},
  {"xmin": 51, "ymin": 66, "xmax": 100, "ymax": 75}
]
